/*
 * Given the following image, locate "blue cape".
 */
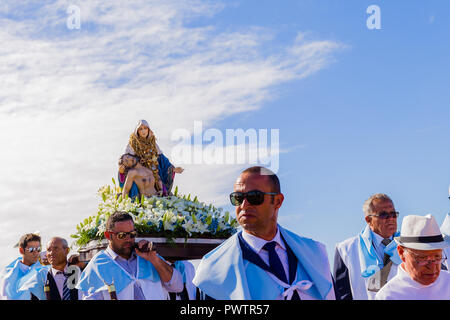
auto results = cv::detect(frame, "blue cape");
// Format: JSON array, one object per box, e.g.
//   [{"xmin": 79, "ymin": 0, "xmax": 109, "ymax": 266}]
[
  {"xmin": 1, "ymin": 258, "xmax": 44, "ymax": 300},
  {"xmin": 76, "ymin": 250, "xmax": 160, "ymax": 294},
  {"xmin": 193, "ymin": 225, "xmax": 333, "ymax": 300}
]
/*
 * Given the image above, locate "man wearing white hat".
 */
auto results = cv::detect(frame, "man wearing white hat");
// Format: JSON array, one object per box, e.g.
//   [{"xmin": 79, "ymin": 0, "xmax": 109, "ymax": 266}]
[
  {"xmin": 441, "ymin": 213, "xmax": 450, "ymax": 270},
  {"xmin": 375, "ymin": 214, "xmax": 450, "ymax": 300}
]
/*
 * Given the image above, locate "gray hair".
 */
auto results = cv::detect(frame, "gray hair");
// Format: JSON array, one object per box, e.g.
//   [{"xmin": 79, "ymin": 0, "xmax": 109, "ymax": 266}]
[{"xmin": 363, "ymin": 193, "xmax": 393, "ymax": 217}]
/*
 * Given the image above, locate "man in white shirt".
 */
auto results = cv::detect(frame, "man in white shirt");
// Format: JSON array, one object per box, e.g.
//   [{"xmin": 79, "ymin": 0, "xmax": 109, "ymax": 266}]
[
  {"xmin": 34, "ymin": 237, "xmax": 81, "ymax": 300},
  {"xmin": 333, "ymin": 193, "xmax": 401, "ymax": 300},
  {"xmin": 193, "ymin": 166, "xmax": 335, "ymax": 300},
  {"xmin": 375, "ymin": 214, "xmax": 450, "ymax": 300},
  {"xmin": 0, "ymin": 233, "xmax": 43, "ymax": 299},
  {"xmin": 77, "ymin": 211, "xmax": 183, "ymax": 299}
]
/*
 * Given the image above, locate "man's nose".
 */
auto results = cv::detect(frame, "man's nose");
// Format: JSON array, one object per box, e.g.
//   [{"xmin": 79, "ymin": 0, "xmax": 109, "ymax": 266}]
[{"xmin": 240, "ymin": 197, "xmax": 252, "ymax": 208}]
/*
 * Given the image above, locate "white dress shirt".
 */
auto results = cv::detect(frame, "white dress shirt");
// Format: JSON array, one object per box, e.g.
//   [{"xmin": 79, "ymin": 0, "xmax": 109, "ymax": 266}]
[
  {"xmin": 241, "ymin": 228, "xmax": 289, "ymax": 281},
  {"xmin": 50, "ymin": 264, "xmax": 82, "ymax": 300}
]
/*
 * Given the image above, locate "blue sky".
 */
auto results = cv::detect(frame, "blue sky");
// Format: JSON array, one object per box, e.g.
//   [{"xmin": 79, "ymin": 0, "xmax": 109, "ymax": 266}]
[{"xmin": 0, "ymin": 0, "xmax": 449, "ymax": 269}]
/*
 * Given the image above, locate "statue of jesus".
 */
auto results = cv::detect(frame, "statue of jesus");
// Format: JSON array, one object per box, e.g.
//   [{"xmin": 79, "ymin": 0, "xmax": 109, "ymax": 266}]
[{"xmin": 119, "ymin": 153, "xmax": 161, "ymax": 198}]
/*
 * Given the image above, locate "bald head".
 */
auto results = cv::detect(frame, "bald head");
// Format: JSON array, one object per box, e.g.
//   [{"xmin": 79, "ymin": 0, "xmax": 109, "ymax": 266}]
[
  {"xmin": 46, "ymin": 237, "xmax": 70, "ymax": 269},
  {"xmin": 240, "ymin": 166, "xmax": 281, "ymax": 194}
]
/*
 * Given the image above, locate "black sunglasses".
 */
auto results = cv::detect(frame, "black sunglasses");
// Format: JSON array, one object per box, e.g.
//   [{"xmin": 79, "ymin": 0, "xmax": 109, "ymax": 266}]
[
  {"xmin": 230, "ymin": 190, "xmax": 279, "ymax": 206},
  {"xmin": 368, "ymin": 211, "xmax": 399, "ymax": 219},
  {"xmin": 109, "ymin": 230, "xmax": 137, "ymax": 240}
]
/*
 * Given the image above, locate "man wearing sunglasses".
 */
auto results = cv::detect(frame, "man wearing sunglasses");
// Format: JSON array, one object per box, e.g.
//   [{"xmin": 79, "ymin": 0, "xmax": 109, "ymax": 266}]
[
  {"xmin": 0, "ymin": 233, "xmax": 44, "ymax": 299},
  {"xmin": 193, "ymin": 166, "xmax": 335, "ymax": 300},
  {"xmin": 77, "ymin": 211, "xmax": 183, "ymax": 300},
  {"xmin": 375, "ymin": 214, "xmax": 450, "ymax": 299},
  {"xmin": 333, "ymin": 193, "xmax": 401, "ymax": 300}
]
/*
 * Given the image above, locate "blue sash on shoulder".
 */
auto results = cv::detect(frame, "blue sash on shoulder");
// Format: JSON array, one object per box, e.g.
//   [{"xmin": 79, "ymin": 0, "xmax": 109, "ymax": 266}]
[
  {"xmin": 18, "ymin": 265, "xmax": 51, "ymax": 300},
  {"xmin": 1, "ymin": 258, "xmax": 44, "ymax": 300},
  {"xmin": 76, "ymin": 250, "xmax": 160, "ymax": 294},
  {"xmin": 358, "ymin": 225, "xmax": 401, "ymax": 277},
  {"xmin": 193, "ymin": 225, "xmax": 333, "ymax": 300}
]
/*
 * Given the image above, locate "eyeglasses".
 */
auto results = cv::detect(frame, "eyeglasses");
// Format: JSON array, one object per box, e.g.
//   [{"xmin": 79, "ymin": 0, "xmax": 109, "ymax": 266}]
[
  {"xmin": 406, "ymin": 250, "xmax": 447, "ymax": 266},
  {"xmin": 230, "ymin": 190, "xmax": 279, "ymax": 206},
  {"xmin": 368, "ymin": 211, "xmax": 399, "ymax": 219},
  {"xmin": 25, "ymin": 247, "xmax": 41, "ymax": 253},
  {"xmin": 109, "ymin": 230, "xmax": 137, "ymax": 240}
]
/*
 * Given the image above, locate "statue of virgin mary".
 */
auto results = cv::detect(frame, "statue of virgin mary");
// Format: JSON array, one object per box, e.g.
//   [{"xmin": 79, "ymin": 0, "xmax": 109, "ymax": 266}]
[{"xmin": 118, "ymin": 120, "xmax": 183, "ymax": 198}]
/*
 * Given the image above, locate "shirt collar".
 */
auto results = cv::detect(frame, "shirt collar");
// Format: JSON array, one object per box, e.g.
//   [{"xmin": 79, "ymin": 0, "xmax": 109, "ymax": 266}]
[
  {"xmin": 51, "ymin": 264, "xmax": 69, "ymax": 277},
  {"xmin": 241, "ymin": 228, "xmax": 286, "ymax": 254},
  {"xmin": 370, "ymin": 228, "xmax": 392, "ymax": 246}
]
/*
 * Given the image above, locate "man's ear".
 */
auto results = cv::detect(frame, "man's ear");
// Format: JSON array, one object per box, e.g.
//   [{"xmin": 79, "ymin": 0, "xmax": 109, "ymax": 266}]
[
  {"xmin": 365, "ymin": 215, "xmax": 371, "ymax": 225},
  {"xmin": 274, "ymin": 193, "xmax": 284, "ymax": 210},
  {"xmin": 19, "ymin": 247, "xmax": 24, "ymax": 255},
  {"xmin": 397, "ymin": 245, "xmax": 406, "ymax": 263},
  {"xmin": 104, "ymin": 231, "xmax": 111, "ymax": 240}
]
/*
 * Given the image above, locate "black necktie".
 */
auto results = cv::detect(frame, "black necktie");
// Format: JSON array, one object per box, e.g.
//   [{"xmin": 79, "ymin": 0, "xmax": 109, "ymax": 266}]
[
  {"xmin": 381, "ymin": 238, "xmax": 392, "ymax": 266},
  {"xmin": 263, "ymin": 241, "xmax": 288, "ymax": 284}
]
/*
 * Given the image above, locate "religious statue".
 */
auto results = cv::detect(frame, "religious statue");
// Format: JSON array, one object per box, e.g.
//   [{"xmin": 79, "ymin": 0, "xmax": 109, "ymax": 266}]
[
  {"xmin": 118, "ymin": 119, "xmax": 183, "ymax": 198},
  {"xmin": 120, "ymin": 153, "xmax": 160, "ymax": 198}
]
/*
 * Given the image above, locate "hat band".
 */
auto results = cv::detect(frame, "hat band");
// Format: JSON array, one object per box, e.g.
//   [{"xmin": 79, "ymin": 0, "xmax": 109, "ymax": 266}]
[{"xmin": 399, "ymin": 235, "xmax": 444, "ymax": 243}]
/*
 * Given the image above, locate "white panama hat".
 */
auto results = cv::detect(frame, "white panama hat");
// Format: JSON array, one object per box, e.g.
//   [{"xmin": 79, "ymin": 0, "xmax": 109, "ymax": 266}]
[
  {"xmin": 441, "ymin": 213, "xmax": 450, "ymax": 242},
  {"xmin": 394, "ymin": 214, "xmax": 450, "ymax": 250}
]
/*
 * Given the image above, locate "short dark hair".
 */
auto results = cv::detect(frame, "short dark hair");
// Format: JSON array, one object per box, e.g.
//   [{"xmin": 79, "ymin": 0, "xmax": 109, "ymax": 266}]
[
  {"xmin": 106, "ymin": 211, "xmax": 134, "ymax": 231},
  {"xmin": 19, "ymin": 233, "xmax": 41, "ymax": 249},
  {"xmin": 241, "ymin": 166, "xmax": 281, "ymax": 194}
]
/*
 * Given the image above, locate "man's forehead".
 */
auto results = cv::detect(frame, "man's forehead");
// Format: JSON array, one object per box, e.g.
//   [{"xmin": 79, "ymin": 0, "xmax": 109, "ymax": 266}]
[
  {"xmin": 234, "ymin": 173, "xmax": 269, "ymax": 188},
  {"xmin": 373, "ymin": 199, "xmax": 394, "ymax": 209},
  {"xmin": 113, "ymin": 220, "xmax": 135, "ymax": 231},
  {"xmin": 26, "ymin": 240, "xmax": 40, "ymax": 248},
  {"xmin": 47, "ymin": 238, "xmax": 64, "ymax": 248}
]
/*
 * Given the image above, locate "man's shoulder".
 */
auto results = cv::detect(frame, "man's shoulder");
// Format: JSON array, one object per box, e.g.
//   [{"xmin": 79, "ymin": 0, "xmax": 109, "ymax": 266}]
[
  {"xmin": 439, "ymin": 270, "xmax": 450, "ymax": 281},
  {"xmin": 375, "ymin": 273, "xmax": 403, "ymax": 300},
  {"xmin": 335, "ymin": 234, "xmax": 360, "ymax": 251}
]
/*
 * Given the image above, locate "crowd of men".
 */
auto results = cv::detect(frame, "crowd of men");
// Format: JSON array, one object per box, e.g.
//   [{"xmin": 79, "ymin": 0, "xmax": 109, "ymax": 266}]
[{"xmin": 1, "ymin": 166, "xmax": 449, "ymax": 300}]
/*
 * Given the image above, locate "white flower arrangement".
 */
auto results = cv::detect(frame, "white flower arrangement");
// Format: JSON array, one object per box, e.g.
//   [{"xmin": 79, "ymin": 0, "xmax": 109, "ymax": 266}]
[{"xmin": 71, "ymin": 179, "xmax": 238, "ymax": 247}]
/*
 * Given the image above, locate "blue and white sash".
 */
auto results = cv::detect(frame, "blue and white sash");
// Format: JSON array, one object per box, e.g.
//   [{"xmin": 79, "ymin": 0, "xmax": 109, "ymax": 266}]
[
  {"xmin": 0, "ymin": 258, "xmax": 44, "ymax": 300},
  {"xmin": 76, "ymin": 250, "xmax": 160, "ymax": 295},
  {"xmin": 358, "ymin": 225, "xmax": 401, "ymax": 278},
  {"xmin": 193, "ymin": 225, "xmax": 333, "ymax": 300}
]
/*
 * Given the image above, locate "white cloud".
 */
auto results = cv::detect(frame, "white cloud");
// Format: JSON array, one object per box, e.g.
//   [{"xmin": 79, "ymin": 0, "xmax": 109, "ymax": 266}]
[{"xmin": 0, "ymin": 0, "xmax": 342, "ymax": 268}]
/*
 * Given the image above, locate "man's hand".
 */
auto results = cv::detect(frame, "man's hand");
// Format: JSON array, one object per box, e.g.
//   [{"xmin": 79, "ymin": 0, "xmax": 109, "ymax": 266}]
[
  {"xmin": 134, "ymin": 240, "xmax": 174, "ymax": 283},
  {"xmin": 174, "ymin": 167, "xmax": 184, "ymax": 174},
  {"xmin": 134, "ymin": 240, "xmax": 157, "ymax": 262}
]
